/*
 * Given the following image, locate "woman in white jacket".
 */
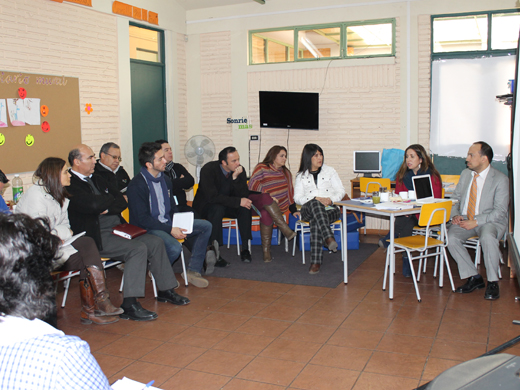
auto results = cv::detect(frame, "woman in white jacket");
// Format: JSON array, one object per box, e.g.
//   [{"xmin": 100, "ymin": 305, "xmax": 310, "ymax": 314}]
[
  {"xmin": 16, "ymin": 157, "xmax": 122, "ymax": 325},
  {"xmin": 294, "ymin": 144, "xmax": 345, "ymax": 274}
]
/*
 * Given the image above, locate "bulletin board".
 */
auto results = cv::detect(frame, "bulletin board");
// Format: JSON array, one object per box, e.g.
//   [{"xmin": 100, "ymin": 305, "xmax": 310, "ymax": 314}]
[{"xmin": 0, "ymin": 71, "xmax": 81, "ymax": 174}]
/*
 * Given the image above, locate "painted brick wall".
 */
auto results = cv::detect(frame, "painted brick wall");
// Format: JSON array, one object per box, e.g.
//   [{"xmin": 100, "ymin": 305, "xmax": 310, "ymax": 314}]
[
  {"xmin": 418, "ymin": 15, "xmax": 431, "ymax": 149},
  {"xmin": 176, "ymin": 32, "xmax": 189, "ymax": 167},
  {"xmin": 0, "ymin": 0, "xmax": 119, "ymax": 200}
]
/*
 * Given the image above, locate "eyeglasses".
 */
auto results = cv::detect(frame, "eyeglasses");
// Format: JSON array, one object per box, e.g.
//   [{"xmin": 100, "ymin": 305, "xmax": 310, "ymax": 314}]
[{"xmin": 106, "ymin": 153, "xmax": 122, "ymax": 162}]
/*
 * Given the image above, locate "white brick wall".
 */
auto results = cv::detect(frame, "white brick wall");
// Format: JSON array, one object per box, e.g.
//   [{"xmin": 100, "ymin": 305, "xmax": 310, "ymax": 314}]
[
  {"xmin": 177, "ymin": 32, "xmax": 189, "ymax": 167},
  {"xmin": 0, "ymin": 0, "xmax": 119, "ymax": 200},
  {"xmin": 418, "ymin": 15, "xmax": 431, "ymax": 149}
]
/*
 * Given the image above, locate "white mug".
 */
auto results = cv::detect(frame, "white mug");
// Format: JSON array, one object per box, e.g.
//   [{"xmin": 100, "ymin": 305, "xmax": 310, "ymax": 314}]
[
  {"xmin": 399, "ymin": 191, "xmax": 408, "ymax": 200},
  {"xmin": 408, "ymin": 190, "xmax": 416, "ymax": 200},
  {"xmin": 380, "ymin": 192, "xmax": 390, "ymax": 202}
]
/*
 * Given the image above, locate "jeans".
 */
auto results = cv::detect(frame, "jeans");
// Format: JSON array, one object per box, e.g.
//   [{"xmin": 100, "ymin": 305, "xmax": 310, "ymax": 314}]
[{"xmin": 149, "ymin": 219, "xmax": 212, "ymax": 273}]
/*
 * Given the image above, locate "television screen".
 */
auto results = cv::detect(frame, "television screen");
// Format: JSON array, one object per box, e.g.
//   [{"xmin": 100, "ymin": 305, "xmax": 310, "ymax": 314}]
[
  {"xmin": 259, "ymin": 91, "xmax": 319, "ymax": 130},
  {"xmin": 353, "ymin": 151, "xmax": 381, "ymax": 176}
]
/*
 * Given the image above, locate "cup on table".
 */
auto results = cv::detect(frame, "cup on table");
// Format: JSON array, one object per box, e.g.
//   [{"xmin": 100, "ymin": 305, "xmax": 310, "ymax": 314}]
[
  {"xmin": 408, "ymin": 190, "xmax": 416, "ymax": 200},
  {"xmin": 380, "ymin": 192, "xmax": 390, "ymax": 202},
  {"xmin": 372, "ymin": 191, "xmax": 380, "ymax": 204},
  {"xmin": 399, "ymin": 191, "xmax": 408, "ymax": 200}
]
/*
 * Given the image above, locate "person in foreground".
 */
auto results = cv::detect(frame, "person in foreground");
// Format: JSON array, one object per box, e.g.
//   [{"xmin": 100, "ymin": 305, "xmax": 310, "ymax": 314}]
[
  {"xmin": 294, "ymin": 144, "xmax": 345, "ymax": 274},
  {"xmin": 67, "ymin": 144, "xmax": 189, "ymax": 322},
  {"xmin": 0, "ymin": 169, "xmax": 10, "ymax": 213},
  {"xmin": 379, "ymin": 144, "xmax": 442, "ymax": 277},
  {"xmin": 15, "ymin": 157, "xmax": 122, "ymax": 325},
  {"xmin": 127, "ymin": 142, "xmax": 213, "ymax": 288},
  {"xmin": 448, "ymin": 142, "xmax": 509, "ymax": 300},
  {"xmin": 0, "ymin": 213, "xmax": 111, "ymax": 389},
  {"xmin": 193, "ymin": 146, "xmax": 253, "ymax": 267},
  {"xmin": 248, "ymin": 145, "xmax": 297, "ymax": 262}
]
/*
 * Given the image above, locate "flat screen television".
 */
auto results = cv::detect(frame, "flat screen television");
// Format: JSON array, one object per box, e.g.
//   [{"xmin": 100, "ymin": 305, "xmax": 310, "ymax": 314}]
[
  {"xmin": 353, "ymin": 151, "xmax": 381, "ymax": 177},
  {"xmin": 259, "ymin": 91, "xmax": 319, "ymax": 130}
]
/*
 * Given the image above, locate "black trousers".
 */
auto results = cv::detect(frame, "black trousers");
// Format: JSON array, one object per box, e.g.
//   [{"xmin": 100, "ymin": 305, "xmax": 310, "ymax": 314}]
[
  {"xmin": 59, "ymin": 236, "xmax": 104, "ymax": 279},
  {"xmin": 203, "ymin": 204, "xmax": 252, "ymax": 247}
]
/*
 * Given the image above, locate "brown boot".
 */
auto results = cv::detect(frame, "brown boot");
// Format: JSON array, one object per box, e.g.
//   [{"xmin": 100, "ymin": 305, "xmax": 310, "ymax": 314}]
[
  {"xmin": 260, "ymin": 223, "xmax": 273, "ymax": 262},
  {"xmin": 80, "ymin": 279, "xmax": 119, "ymax": 325},
  {"xmin": 86, "ymin": 265, "xmax": 123, "ymax": 316},
  {"xmin": 263, "ymin": 201, "xmax": 296, "ymax": 240}
]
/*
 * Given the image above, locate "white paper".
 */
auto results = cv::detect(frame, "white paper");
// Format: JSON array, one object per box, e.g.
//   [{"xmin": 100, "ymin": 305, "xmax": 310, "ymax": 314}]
[
  {"xmin": 0, "ymin": 99, "xmax": 7, "ymax": 127},
  {"xmin": 172, "ymin": 211, "xmax": 194, "ymax": 234},
  {"xmin": 23, "ymin": 98, "xmax": 41, "ymax": 125},
  {"xmin": 61, "ymin": 231, "xmax": 86, "ymax": 247},
  {"xmin": 111, "ymin": 377, "xmax": 160, "ymax": 390},
  {"xmin": 374, "ymin": 202, "xmax": 415, "ymax": 210},
  {"xmin": 7, "ymin": 98, "xmax": 25, "ymax": 126}
]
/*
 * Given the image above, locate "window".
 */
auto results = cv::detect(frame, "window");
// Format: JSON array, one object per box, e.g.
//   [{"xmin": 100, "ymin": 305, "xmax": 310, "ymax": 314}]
[
  {"xmin": 129, "ymin": 25, "xmax": 161, "ymax": 62},
  {"xmin": 249, "ymin": 19, "xmax": 394, "ymax": 65},
  {"xmin": 492, "ymin": 12, "xmax": 520, "ymax": 50}
]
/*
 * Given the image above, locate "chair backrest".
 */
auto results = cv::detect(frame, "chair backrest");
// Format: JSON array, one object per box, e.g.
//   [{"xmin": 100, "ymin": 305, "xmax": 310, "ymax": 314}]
[
  {"xmin": 359, "ymin": 177, "xmax": 391, "ymax": 194},
  {"xmin": 193, "ymin": 183, "xmax": 199, "ymax": 197},
  {"xmin": 121, "ymin": 208, "xmax": 129, "ymax": 223},
  {"xmin": 417, "ymin": 200, "xmax": 452, "ymax": 227}
]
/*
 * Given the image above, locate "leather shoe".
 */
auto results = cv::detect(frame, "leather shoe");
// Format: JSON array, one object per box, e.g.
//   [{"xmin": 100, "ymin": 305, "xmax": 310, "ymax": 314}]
[
  {"xmin": 324, "ymin": 237, "xmax": 338, "ymax": 252},
  {"xmin": 484, "ymin": 281, "xmax": 500, "ymax": 300},
  {"xmin": 455, "ymin": 275, "xmax": 485, "ymax": 293},
  {"xmin": 156, "ymin": 289, "xmax": 190, "ymax": 305},
  {"xmin": 119, "ymin": 302, "xmax": 158, "ymax": 322},
  {"xmin": 309, "ymin": 263, "xmax": 321, "ymax": 274},
  {"xmin": 241, "ymin": 249, "xmax": 252, "ymax": 263},
  {"xmin": 215, "ymin": 256, "xmax": 230, "ymax": 267},
  {"xmin": 205, "ymin": 246, "xmax": 217, "ymax": 275}
]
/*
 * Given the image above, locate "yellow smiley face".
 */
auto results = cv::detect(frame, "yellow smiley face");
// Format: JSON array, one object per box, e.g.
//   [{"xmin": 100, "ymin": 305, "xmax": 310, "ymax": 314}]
[
  {"xmin": 25, "ymin": 134, "xmax": 35, "ymax": 147},
  {"xmin": 0, "ymin": 133, "xmax": 4, "ymax": 146}
]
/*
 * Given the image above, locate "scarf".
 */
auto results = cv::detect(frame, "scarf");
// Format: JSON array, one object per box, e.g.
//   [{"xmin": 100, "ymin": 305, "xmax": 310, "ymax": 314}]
[
  {"xmin": 403, "ymin": 167, "xmax": 432, "ymax": 190},
  {"xmin": 140, "ymin": 167, "xmax": 171, "ymax": 225}
]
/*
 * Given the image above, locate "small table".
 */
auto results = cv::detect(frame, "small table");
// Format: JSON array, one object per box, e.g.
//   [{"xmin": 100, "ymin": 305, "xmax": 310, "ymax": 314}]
[{"xmin": 335, "ymin": 200, "xmax": 421, "ymax": 299}]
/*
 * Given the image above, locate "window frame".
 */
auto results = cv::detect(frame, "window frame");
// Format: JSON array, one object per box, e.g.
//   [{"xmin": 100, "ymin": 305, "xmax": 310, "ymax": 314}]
[
  {"xmin": 129, "ymin": 22, "xmax": 165, "ymax": 64},
  {"xmin": 249, "ymin": 18, "xmax": 395, "ymax": 65}
]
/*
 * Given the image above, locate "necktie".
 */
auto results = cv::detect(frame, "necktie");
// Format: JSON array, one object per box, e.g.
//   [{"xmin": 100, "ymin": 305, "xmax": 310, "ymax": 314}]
[
  {"xmin": 467, "ymin": 173, "xmax": 479, "ymax": 220},
  {"xmin": 85, "ymin": 176, "xmax": 101, "ymax": 195}
]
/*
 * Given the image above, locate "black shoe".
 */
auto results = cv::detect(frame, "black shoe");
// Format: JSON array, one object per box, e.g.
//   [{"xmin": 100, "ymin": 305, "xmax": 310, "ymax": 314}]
[
  {"xmin": 156, "ymin": 289, "xmax": 190, "ymax": 306},
  {"xmin": 215, "ymin": 256, "xmax": 230, "ymax": 268},
  {"xmin": 119, "ymin": 302, "xmax": 158, "ymax": 321},
  {"xmin": 455, "ymin": 275, "xmax": 485, "ymax": 293},
  {"xmin": 241, "ymin": 249, "xmax": 252, "ymax": 263},
  {"xmin": 379, "ymin": 232, "xmax": 391, "ymax": 249},
  {"xmin": 484, "ymin": 281, "xmax": 500, "ymax": 300}
]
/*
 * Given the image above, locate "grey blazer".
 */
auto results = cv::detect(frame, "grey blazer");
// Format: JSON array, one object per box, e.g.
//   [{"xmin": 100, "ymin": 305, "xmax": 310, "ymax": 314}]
[{"xmin": 451, "ymin": 166, "xmax": 509, "ymax": 233}]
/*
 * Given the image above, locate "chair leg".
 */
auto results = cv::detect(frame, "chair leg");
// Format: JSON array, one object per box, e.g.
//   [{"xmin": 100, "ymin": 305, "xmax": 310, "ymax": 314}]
[
  {"xmin": 442, "ymin": 247, "xmax": 456, "ymax": 291},
  {"xmin": 119, "ymin": 274, "xmax": 124, "ymax": 293},
  {"xmin": 301, "ymin": 226, "xmax": 306, "ymax": 265},
  {"xmin": 235, "ymin": 220, "xmax": 240, "ymax": 256},
  {"xmin": 61, "ymin": 277, "xmax": 71, "ymax": 308},
  {"xmin": 407, "ymin": 250, "xmax": 421, "ymax": 302},
  {"xmin": 180, "ymin": 250, "xmax": 188, "ymax": 287},
  {"xmin": 292, "ymin": 232, "xmax": 297, "ymax": 257},
  {"xmin": 382, "ymin": 249, "xmax": 390, "ymax": 291},
  {"xmin": 438, "ymin": 247, "xmax": 444, "ymax": 288}
]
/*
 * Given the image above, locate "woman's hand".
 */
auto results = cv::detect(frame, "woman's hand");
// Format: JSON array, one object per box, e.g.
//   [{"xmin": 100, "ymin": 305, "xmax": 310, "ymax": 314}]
[
  {"xmin": 316, "ymin": 197, "xmax": 332, "ymax": 206},
  {"xmin": 271, "ymin": 195, "xmax": 279, "ymax": 204},
  {"xmin": 293, "ymin": 211, "xmax": 301, "ymax": 219}
]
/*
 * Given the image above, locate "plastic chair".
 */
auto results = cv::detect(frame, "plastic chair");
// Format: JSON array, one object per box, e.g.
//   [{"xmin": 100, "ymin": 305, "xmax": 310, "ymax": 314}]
[
  {"xmin": 292, "ymin": 218, "xmax": 343, "ymax": 264},
  {"xmin": 52, "ymin": 270, "xmax": 81, "ymax": 308},
  {"xmin": 383, "ymin": 201, "xmax": 455, "ymax": 302},
  {"xmin": 359, "ymin": 177, "xmax": 391, "ymax": 195}
]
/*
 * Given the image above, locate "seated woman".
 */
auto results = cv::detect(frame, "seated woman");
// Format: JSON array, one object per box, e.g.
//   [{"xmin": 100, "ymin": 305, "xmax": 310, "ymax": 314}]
[
  {"xmin": 379, "ymin": 144, "xmax": 442, "ymax": 277},
  {"xmin": 294, "ymin": 144, "xmax": 345, "ymax": 274},
  {"xmin": 15, "ymin": 157, "xmax": 122, "ymax": 325},
  {"xmin": 249, "ymin": 146, "xmax": 297, "ymax": 262}
]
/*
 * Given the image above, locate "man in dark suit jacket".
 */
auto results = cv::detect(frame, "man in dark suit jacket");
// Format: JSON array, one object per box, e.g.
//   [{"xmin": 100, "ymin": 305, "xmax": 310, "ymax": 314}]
[
  {"xmin": 447, "ymin": 142, "xmax": 509, "ymax": 300},
  {"xmin": 94, "ymin": 142, "xmax": 131, "ymax": 197},
  {"xmin": 193, "ymin": 146, "xmax": 252, "ymax": 266}
]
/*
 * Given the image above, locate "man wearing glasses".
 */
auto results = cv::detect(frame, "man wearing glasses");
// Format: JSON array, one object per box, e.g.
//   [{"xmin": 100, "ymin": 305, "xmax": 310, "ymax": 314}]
[{"xmin": 94, "ymin": 142, "xmax": 131, "ymax": 197}]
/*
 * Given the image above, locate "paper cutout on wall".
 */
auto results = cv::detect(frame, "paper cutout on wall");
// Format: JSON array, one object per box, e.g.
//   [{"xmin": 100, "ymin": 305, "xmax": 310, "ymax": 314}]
[
  {"xmin": 24, "ymin": 98, "xmax": 41, "ymax": 125},
  {"xmin": 18, "ymin": 88, "xmax": 27, "ymax": 99},
  {"xmin": 0, "ymin": 133, "xmax": 5, "ymax": 146},
  {"xmin": 42, "ymin": 121, "xmax": 50, "ymax": 133},
  {"xmin": 25, "ymin": 134, "xmax": 34, "ymax": 147},
  {"xmin": 0, "ymin": 100, "xmax": 7, "ymax": 127},
  {"xmin": 41, "ymin": 105, "xmax": 49, "ymax": 117},
  {"xmin": 7, "ymin": 99, "xmax": 25, "ymax": 126},
  {"xmin": 85, "ymin": 103, "xmax": 93, "ymax": 114}
]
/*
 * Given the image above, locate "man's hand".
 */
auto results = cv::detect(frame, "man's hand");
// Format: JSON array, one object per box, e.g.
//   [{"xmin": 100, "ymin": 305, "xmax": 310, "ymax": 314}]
[
  {"xmin": 232, "ymin": 165, "xmax": 243, "ymax": 180},
  {"xmin": 451, "ymin": 215, "xmax": 464, "ymax": 225},
  {"xmin": 100, "ymin": 209, "xmax": 108, "ymax": 215},
  {"xmin": 460, "ymin": 219, "xmax": 478, "ymax": 230},
  {"xmin": 316, "ymin": 197, "xmax": 332, "ymax": 207},
  {"xmin": 171, "ymin": 227, "xmax": 187, "ymax": 239},
  {"xmin": 240, "ymin": 198, "xmax": 252, "ymax": 209}
]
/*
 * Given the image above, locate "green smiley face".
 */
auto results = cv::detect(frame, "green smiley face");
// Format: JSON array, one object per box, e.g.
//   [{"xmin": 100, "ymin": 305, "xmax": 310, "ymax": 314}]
[
  {"xmin": 0, "ymin": 133, "xmax": 4, "ymax": 146},
  {"xmin": 25, "ymin": 134, "xmax": 35, "ymax": 147}
]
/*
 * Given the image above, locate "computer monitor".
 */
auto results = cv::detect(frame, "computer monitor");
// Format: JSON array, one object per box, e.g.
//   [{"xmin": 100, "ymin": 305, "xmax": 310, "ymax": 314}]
[{"xmin": 353, "ymin": 151, "xmax": 381, "ymax": 177}]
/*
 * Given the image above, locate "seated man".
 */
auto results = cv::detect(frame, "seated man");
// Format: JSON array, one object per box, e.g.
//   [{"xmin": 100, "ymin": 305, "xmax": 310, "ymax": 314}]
[
  {"xmin": 0, "ymin": 213, "xmax": 110, "ymax": 389},
  {"xmin": 127, "ymin": 142, "xmax": 213, "ymax": 288},
  {"xmin": 94, "ymin": 142, "xmax": 131, "ymax": 196},
  {"xmin": 193, "ymin": 146, "xmax": 252, "ymax": 267},
  {"xmin": 447, "ymin": 141, "xmax": 509, "ymax": 300},
  {"xmin": 66, "ymin": 144, "xmax": 189, "ymax": 322}
]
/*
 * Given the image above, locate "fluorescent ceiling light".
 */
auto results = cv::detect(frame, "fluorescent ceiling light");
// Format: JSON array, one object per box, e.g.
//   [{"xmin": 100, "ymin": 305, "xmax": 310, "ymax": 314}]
[{"xmin": 300, "ymin": 36, "xmax": 322, "ymax": 58}]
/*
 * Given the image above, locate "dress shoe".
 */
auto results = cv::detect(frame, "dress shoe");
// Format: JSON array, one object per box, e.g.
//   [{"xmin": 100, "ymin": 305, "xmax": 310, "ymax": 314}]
[
  {"xmin": 241, "ymin": 249, "xmax": 252, "ymax": 263},
  {"xmin": 182, "ymin": 270, "xmax": 209, "ymax": 288},
  {"xmin": 324, "ymin": 237, "xmax": 338, "ymax": 252},
  {"xmin": 309, "ymin": 263, "xmax": 321, "ymax": 274},
  {"xmin": 484, "ymin": 281, "xmax": 500, "ymax": 300},
  {"xmin": 455, "ymin": 275, "xmax": 485, "ymax": 294},
  {"xmin": 156, "ymin": 289, "xmax": 190, "ymax": 305},
  {"xmin": 205, "ymin": 246, "xmax": 217, "ymax": 275},
  {"xmin": 215, "ymin": 256, "xmax": 230, "ymax": 267},
  {"xmin": 119, "ymin": 302, "xmax": 158, "ymax": 321}
]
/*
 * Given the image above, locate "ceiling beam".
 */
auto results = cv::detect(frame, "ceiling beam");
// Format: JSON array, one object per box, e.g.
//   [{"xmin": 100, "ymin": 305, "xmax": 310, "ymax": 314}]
[{"xmin": 252, "ymin": 0, "xmax": 265, "ymax": 4}]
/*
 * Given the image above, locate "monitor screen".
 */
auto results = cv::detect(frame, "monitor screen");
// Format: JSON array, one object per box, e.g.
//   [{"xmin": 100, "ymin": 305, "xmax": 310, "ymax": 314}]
[
  {"xmin": 259, "ymin": 91, "xmax": 319, "ymax": 130},
  {"xmin": 353, "ymin": 151, "xmax": 381, "ymax": 174}
]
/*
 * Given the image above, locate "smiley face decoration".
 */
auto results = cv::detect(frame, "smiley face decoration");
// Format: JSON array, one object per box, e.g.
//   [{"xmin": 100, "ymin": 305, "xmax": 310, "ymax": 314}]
[
  {"xmin": 18, "ymin": 88, "xmax": 27, "ymax": 99},
  {"xmin": 25, "ymin": 134, "xmax": 35, "ymax": 147}
]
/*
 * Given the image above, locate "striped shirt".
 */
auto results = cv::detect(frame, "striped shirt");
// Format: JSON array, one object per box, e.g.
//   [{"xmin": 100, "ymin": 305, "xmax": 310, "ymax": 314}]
[{"xmin": 248, "ymin": 164, "xmax": 294, "ymax": 213}]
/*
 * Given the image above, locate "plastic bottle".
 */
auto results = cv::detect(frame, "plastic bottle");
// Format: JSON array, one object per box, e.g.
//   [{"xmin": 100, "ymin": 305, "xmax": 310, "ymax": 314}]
[{"xmin": 12, "ymin": 174, "xmax": 23, "ymax": 204}]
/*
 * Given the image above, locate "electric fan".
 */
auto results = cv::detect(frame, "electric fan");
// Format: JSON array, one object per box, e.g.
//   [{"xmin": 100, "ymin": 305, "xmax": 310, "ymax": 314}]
[{"xmin": 184, "ymin": 135, "xmax": 216, "ymax": 183}]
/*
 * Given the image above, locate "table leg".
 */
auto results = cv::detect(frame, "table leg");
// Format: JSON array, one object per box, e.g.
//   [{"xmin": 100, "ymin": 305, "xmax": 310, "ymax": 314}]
[
  {"xmin": 343, "ymin": 206, "xmax": 348, "ymax": 284},
  {"xmin": 389, "ymin": 214, "xmax": 395, "ymax": 300}
]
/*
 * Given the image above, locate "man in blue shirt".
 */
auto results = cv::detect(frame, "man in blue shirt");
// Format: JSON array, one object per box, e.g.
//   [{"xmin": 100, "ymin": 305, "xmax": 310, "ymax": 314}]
[{"xmin": 0, "ymin": 170, "xmax": 10, "ymax": 213}]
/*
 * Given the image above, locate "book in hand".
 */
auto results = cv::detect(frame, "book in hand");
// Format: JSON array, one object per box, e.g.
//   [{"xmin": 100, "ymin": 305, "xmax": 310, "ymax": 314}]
[
  {"xmin": 172, "ymin": 212, "xmax": 194, "ymax": 234},
  {"xmin": 61, "ymin": 231, "xmax": 86, "ymax": 247},
  {"xmin": 112, "ymin": 224, "xmax": 147, "ymax": 240}
]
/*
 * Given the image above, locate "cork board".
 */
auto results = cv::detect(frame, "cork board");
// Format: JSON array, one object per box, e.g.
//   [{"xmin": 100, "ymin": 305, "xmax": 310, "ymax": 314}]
[{"xmin": 0, "ymin": 71, "xmax": 81, "ymax": 174}]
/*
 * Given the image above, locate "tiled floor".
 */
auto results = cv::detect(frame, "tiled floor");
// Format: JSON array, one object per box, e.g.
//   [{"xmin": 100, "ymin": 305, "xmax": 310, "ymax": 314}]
[{"xmin": 56, "ymin": 235, "xmax": 520, "ymax": 389}]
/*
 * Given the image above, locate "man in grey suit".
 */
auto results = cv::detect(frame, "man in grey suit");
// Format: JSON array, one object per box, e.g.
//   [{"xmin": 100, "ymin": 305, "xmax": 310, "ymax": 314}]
[{"xmin": 447, "ymin": 142, "xmax": 509, "ymax": 300}]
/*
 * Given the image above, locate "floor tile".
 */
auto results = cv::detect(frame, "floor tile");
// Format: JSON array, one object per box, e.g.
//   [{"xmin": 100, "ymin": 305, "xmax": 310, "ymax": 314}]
[
  {"xmin": 222, "ymin": 378, "xmax": 285, "ymax": 389},
  {"xmin": 109, "ymin": 360, "xmax": 179, "ymax": 386},
  {"xmin": 260, "ymin": 338, "xmax": 322, "ymax": 363},
  {"xmin": 238, "ymin": 356, "xmax": 305, "ymax": 387},
  {"xmin": 160, "ymin": 369, "xmax": 231, "ymax": 390},
  {"xmin": 386, "ymin": 317, "xmax": 440, "ymax": 338},
  {"xmin": 216, "ymin": 300, "xmax": 267, "ymax": 316},
  {"xmin": 328, "ymin": 328, "xmax": 384, "ymax": 350},
  {"xmin": 364, "ymin": 351, "xmax": 427, "ymax": 379},
  {"xmin": 291, "ymin": 364, "xmax": 359, "ymax": 390},
  {"xmin": 140, "ymin": 343, "xmax": 207, "ymax": 368},
  {"xmin": 97, "ymin": 335, "xmax": 163, "ymax": 360},
  {"xmin": 187, "ymin": 349, "xmax": 254, "ymax": 376},
  {"xmin": 236, "ymin": 317, "xmax": 291, "ymax": 338},
  {"xmin": 421, "ymin": 357, "xmax": 462, "ymax": 381},
  {"xmin": 376, "ymin": 333, "xmax": 434, "ymax": 356},
  {"xmin": 279, "ymin": 322, "xmax": 336, "ymax": 344},
  {"xmin": 296, "ymin": 307, "xmax": 350, "ymax": 327},
  {"xmin": 128, "ymin": 320, "xmax": 189, "ymax": 341},
  {"xmin": 92, "ymin": 352, "xmax": 134, "ymax": 378},
  {"xmin": 213, "ymin": 332, "xmax": 275, "ymax": 355},
  {"xmin": 310, "ymin": 344, "xmax": 372, "ymax": 371},
  {"xmin": 195, "ymin": 312, "xmax": 250, "ymax": 331},
  {"xmin": 430, "ymin": 339, "xmax": 486, "ymax": 361},
  {"xmin": 352, "ymin": 372, "xmax": 419, "ymax": 390},
  {"xmin": 171, "ymin": 326, "xmax": 230, "ymax": 348}
]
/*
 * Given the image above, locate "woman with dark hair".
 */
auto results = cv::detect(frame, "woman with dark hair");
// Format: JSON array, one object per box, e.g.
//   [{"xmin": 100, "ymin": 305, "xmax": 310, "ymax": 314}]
[
  {"xmin": 294, "ymin": 144, "xmax": 345, "ymax": 274},
  {"xmin": 379, "ymin": 144, "xmax": 442, "ymax": 277},
  {"xmin": 15, "ymin": 157, "xmax": 122, "ymax": 325},
  {"xmin": 248, "ymin": 146, "xmax": 297, "ymax": 262}
]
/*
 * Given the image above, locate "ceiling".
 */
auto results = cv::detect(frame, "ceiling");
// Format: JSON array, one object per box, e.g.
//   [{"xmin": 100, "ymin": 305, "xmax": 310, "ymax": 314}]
[{"xmin": 176, "ymin": 0, "xmax": 264, "ymax": 11}]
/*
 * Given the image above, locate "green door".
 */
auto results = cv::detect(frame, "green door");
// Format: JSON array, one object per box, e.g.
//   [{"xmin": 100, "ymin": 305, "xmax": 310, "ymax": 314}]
[{"xmin": 130, "ymin": 60, "xmax": 167, "ymax": 175}]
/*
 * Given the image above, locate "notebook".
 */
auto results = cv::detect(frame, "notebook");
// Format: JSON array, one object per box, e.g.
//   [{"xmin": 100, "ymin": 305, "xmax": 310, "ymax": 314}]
[{"xmin": 412, "ymin": 174, "xmax": 443, "ymax": 204}]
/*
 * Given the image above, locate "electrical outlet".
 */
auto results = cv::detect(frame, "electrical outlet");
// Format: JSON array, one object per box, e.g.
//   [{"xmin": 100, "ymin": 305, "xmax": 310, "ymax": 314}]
[{"xmin": 250, "ymin": 135, "xmax": 259, "ymax": 141}]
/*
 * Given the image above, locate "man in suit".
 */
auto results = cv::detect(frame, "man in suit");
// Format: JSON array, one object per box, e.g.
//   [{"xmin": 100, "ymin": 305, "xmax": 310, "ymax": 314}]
[
  {"xmin": 193, "ymin": 146, "xmax": 252, "ymax": 268},
  {"xmin": 447, "ymin": 141, "xmax": 509, "ymax": 300},
  {"xmin": 94, "ymin": 142, "xmax": 131, "ymax": 197}
]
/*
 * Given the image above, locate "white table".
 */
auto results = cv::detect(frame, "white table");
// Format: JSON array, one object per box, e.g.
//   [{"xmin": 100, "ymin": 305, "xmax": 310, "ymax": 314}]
[{"xmin": 335, "ymin": 200, "xmax": 421, "ymax": 299}]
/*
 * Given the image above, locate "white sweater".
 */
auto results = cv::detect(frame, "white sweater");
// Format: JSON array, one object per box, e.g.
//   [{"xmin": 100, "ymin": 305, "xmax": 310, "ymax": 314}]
[{"xmin": 294, "ymin": 164, "xmax": 345, "ymax": 205}]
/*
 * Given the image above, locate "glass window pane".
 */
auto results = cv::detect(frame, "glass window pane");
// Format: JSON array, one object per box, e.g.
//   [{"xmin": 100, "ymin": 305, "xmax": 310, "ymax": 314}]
[
  {"xmin": 297, "ymin": 27, "xmax": 341, "ymax": 59},
  {"xmin": 433, "ymin": 15, "xmax": 488, "ymax": 53},
  {"xmin": 251, "ymin": 30, "xmax": 294, "ymax": 64},
  {"xmin": 346, "ymin": 23, "xmax": 392, "ymax": 56},
  {"xmin": 491, "ymin": 12, "xmax": 520, "ymax": 50},
  {"xmin": 129, "ymin": 25, "xmax": 160, "ymax": 62}
]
